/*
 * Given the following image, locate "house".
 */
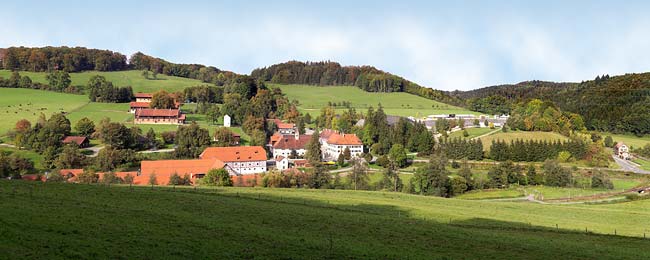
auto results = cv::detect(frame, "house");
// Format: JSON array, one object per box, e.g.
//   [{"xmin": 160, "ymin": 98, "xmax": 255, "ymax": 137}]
[
  {"xmin": 134, "ymin": 93, "xmax": 153, "ymax": 103},
  {"xmin": 319, "ymin": 129, "xmax": 364, "ymax": 161},
  {"xmin": 199, "ymin": 146, "xmax": 268, "ymax": 175},
  {"xmin": 614, "ymin": 142, "xmax": 630, "ymax": 160},
  {"xmin": 269, "ymin": 118, "xmax": 296, "ymax": 135},
  {"xmin": 269, "ymin": 132, "xmax": 311, "ymax": 158},
  {"xmin": 62, "ymin": 136, "xmax": 89, "ymax": 148},
  {"xmin": 134, "ymin": 108, "xmax": 186, "ymax": 125},
  {"xmin": 224, "ymin": 115, "xmax": 231, "ymax": 127},
  {"xmin": 139, "ymin": 159, "xmax": 226, "ymax": 185},
  {"xmin": 129, "ymin": 102, "xmax": 150, "ymax": 113},
  {"xmin": 292, "ymin": 159, "xmax": 310, "ymax": 168},
  {"xmin": 275, "ymin": 156, "xmax": 289, "ymax": 171}
]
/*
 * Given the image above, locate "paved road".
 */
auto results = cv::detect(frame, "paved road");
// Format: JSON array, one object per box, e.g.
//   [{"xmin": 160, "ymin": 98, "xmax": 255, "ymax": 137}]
[
  {"xmin": 612, "ymin": 155, "xmax": 650, "ymax": 174},
  {"xmin": 83, "ymin": 146, "xmax": 105, "ymax": 157}
]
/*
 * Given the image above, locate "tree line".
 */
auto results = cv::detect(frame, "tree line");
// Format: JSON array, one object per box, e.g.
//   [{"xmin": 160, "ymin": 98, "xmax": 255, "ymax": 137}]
[{"xmin": 1, "ymin": 46, "xmax": 127, "ymax": 72}]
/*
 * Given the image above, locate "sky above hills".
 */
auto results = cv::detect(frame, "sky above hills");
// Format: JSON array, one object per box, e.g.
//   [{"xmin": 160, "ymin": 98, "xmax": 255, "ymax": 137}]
[{"xmin": 2, "ymin": 0, "xmax": 649, "ymax": 90}]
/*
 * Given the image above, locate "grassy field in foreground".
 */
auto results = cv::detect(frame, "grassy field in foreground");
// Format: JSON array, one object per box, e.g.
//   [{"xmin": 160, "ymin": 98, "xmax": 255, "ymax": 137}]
[
  {"xmin": 479, "ymin": 131, "xmax": 569, "ymax": 151},
  {"xmin": 271, "ymin": 83, "xmax": 475, "ymax": 118},
  {"xmin": 0, "ymin": 88, "xmax": 89, "ymax": 135},
  {"xmin": 0, "ymin": 69, "xmax": 209, "ymax": 93},
  {"xmin": 1, "ymin": 180, "xmax": 649, "ymax": 259}
]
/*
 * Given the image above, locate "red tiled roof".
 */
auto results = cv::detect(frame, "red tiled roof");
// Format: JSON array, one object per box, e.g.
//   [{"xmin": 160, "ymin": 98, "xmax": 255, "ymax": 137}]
[
  {"xmin": 59, "ymin": 169, "xmax": 84, "ymax": 182},
  {"xmin": 327, "ymin": 133, "xmax": 362, "ymax": 145},
  {"xmin": 136, "ymin": 108, "xmax": 180, "ymax": 117},
  {"xmin": 199, "ymin": 146, "xmax": 267, "ymax": 162},
  {"xmin": 140, "ymin": 159, "xmax": 225, "ymax": 185},
  {"xmin": 319, "ymin": 129, "xmax": 336, "ymax": 139},
  {"xmin": 614, "ymin": 142, "xmax": 626, "ymax": 148},
  {"xmin": 270, "ymin": 133, "xmax": 282, "ymax": 144},
  {"xmin": 134, "ymin": 93, "xmax": 153, "ymax": 98},
  {"xmin": 129, "ymin": 102, "xmax": 150, "ymax": 108},
  {"xmin": 269, "ymin": 118, "xmax": 294, "ymax": 129},
  {"xmin": 275, "ymin": 155, "xmax": 285, "ymax": 161},
  {"xmin": 62, "ymin": 136, "xmax": 88, "ymax": 145},
  {"xmin": 272, "ymin": 134, "xmax": 311, "ymax": 150}
]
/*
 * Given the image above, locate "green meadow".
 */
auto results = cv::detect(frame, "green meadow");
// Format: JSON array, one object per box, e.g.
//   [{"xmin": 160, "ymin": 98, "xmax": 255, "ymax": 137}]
[
  {"xmin": 478, "ymin": 131, "xmax": 569, "ymax": 151},
  {"xmin": 448, "ymin": 127, "xmax": 497, "ymax": 139},
  {"xmin": 0, "ymin": 88, "xmax": 89, "ymax": 135},
  {"xmin": 0, "ymin": 69, "xmax": 209, "ymax": 93},
  {"xmin": 1, "ymin": 180, "xmax": 649, "ymax": 259},
  {"xmin": 270, "ymin": 83, "xmax": 475, "ymax": 118}
]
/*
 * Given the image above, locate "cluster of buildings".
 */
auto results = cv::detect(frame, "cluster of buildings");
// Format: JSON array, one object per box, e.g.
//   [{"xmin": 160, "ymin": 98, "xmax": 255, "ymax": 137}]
[
  {"xmin": 55, "ymin": 118, "xmax": 365, "ymax": 186},
  {"xmin": 408, "ymin": 114, "xmax": 509, "ymax": 131},
  {"xmin": 130, "ymin": 93, "xmax": 186, "ymax": 125},
  {"xmin": 267, "ymin": 119, "xmax": 364, "ymax": 163}
]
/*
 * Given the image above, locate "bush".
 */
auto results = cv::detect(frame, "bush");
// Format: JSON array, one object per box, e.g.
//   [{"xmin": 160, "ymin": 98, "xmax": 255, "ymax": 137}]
[
  {"xmin": 376, "ymin": 155, "xmax": 390, "ymax": 168},
  {"xmin": 201, "ymin": 168, "xmax": 232, "ymax": 186},
  {"xmin": 161, "ymin": 131, "xmax": 176, "ymax": 144},
  {"xmin": 591, "ymin": 172, "xmax": 614, "ymax": 189},
  {"xmin": 450, "ymin": 161, "xmax": 461, "ymax": 169}
]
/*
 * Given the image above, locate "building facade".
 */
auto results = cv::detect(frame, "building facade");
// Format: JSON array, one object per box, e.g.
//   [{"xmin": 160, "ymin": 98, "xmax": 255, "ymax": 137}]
[
  {"xmin": 199, "ymin": 146, "xmax": 268, "ymax": 175},
  {"xmin": 134, "ymin": 108, "xmax": 186, "ymax": 125},
  {"xmin": 319, "ymin": 129, "xmax": 364, "ymax": 161}
]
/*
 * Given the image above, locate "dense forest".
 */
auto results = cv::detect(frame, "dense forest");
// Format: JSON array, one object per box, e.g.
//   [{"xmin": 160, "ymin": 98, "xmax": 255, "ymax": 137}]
[
  {"xmin": 128, "ymin": 52, "xmax": 241, "ymax": 86},
  {"xmin": 251, "ymin": 61, "xmax": 462, "ymax": 105},
  {"xmin": 451, "ymin": 75, "xmax": 650, "ymax": 135},
  {"xmin": 0, "ymin": 46, "xmax": 127, "ymax": 72}
]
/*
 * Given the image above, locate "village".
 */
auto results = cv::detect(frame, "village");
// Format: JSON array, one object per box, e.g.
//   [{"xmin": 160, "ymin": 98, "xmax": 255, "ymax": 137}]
[{"xmin": 51, "ymin": 91, "xmax": 367, "ymax": 186}]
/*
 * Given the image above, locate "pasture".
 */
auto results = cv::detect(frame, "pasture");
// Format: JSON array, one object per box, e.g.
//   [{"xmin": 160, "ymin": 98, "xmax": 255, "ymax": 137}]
[
  {"xmin": 1, "ymin": 180, "xmax": 649, "ymax": 259},
  {"xmin": 448, "ymin": 127, "xmax": 497, "ymax": 139},
  {"xmin": 270, "ymin": 83, "xmax": 475, "ymax": 118},
  {"xmin": 0, "ymin": 69, "xmax": 209, "ymax": 93},
  {"xmin": 0, "ymin": 88, "xmax": 89, "ymax": 135},
  {"xmin": 478, "ymin": 131, "xmax": 569, "ymax": 151},
  {"xmin": 605, "ymin": 132, "xmax": 650, "ymax": 150}
]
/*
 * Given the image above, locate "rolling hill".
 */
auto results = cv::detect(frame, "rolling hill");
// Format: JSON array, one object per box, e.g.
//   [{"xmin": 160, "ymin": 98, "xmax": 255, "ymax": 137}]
[
  {"xmin": 1, "ymin": 180, "xmax": 649, "ymax": 259},
  {"xmin": 0, "ymin": 69, "xmax": 210, "ymax": 93},
  {"xmin": 271, "ymin": 83, "xmax": 475, "ymax": 117}
]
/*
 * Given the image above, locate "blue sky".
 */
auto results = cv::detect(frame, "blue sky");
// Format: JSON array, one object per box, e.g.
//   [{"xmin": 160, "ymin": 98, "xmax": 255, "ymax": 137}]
[{"xmin": 2, "ymin": 0, "xmax": 650, "ymax": 90}]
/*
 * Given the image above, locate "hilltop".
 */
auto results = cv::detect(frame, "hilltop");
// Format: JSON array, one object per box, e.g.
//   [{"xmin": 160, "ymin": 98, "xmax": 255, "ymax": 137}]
[{"xmin": 450, "ymin": 74, "xmax": 650, "ymax": 135}]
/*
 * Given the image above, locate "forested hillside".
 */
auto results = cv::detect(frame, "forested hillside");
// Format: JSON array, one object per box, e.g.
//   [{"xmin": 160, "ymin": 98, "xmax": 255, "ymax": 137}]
[
  {"xmin": 0, "ymin": 46, "xmax": 127, "ymax": 72},
  {"xmin": 251, "ymin": 61, "xmax": 462, "ymax": 105},
  {"xmin": 451, "ymin": 75, "xmax": 650, "ymax": 135}
]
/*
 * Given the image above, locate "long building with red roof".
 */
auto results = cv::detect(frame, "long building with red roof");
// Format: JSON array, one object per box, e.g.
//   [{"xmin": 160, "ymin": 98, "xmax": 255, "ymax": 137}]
[
  {"xmin": 199, "ymin": 146, "xmax": 267, "ymax": 175},
  {"xmin": 269, "ymin": 132, "xmax": 311, "ymax": 159},
  {"xmin": 134, "ymin": 108, "xmax": 186, "ymax": 125}
]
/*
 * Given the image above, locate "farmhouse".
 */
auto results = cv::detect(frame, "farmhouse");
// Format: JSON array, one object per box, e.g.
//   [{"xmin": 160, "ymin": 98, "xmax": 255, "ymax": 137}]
[
  {"xmin": 275, "ymin": 155, "xmax": 289, "ymax": 171},
  {"xmin": 134, "ymin": 108, "xmax": 186, "ymax": 125},
  {"xmin": 139, "ymin": 159, "xmax": 226, "ymax": 185},
  {"xmin": 62, "ymin": 136, "xmax": 89, "ymax": 148},
  {"xmin": 269, "ymin": 118, "xmax": 296, "ymax": 135},
  {"xmin": 614, "ymin": 142, "xmax": 630, "ymax": 160},
  {"xmin": 269, "ymin": 132, "xmax": 311, "ymax": 158},
  {"xmin": 134, "ymin": 93, "xmax": 153, "ymax": 103},
  {"xmin": 199, "ymin": 146, "xmax": 268, "ymax": 175},
  {"xmin": 129, "ymin": 102, "xmax": 150, "ymax": 113},
  {"xmin": 319, "ymin": 129, "xmax": 364, "ymax": 161}
]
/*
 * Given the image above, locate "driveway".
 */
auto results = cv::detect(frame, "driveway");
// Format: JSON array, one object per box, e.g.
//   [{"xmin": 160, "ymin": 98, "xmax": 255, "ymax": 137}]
[{"xmin": 612, "ymin": 155, "xmax": 650, "ymax": 174}]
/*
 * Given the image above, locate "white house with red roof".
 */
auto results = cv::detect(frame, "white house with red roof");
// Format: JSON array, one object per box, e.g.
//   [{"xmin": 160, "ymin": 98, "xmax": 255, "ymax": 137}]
[
  {"xmin": 269, "ymin": 118, "xmax": 296, "ymax": 135},
  {"xmin": 319, "ymin": 129, "xmax": 364, "ymax": 161},
  {"xmin": 199, "ymin": 146, "xmax": 268, "ymax": 175},
  {"xmin": 269, "ymin": 132, "xmax": 311, "ymax": 159}
]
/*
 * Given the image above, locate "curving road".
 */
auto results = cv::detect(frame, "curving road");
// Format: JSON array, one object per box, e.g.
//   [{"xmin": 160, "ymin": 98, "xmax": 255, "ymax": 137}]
[{"xmin": 611, "ymin": 155, "xmax": 650, "ymax": 175}]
